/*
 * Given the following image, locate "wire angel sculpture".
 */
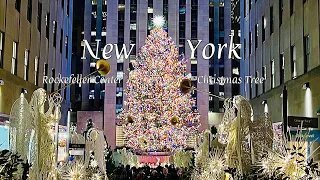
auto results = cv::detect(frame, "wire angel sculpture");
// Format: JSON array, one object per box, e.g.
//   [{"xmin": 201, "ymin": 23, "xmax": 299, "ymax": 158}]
[
  {"xmin": 217, "ymin": 95, "xmax": 253, "ymax": 176},
  {"xmin": 9, "ymin": 88, "xmax": 63, "ymax": 179}
]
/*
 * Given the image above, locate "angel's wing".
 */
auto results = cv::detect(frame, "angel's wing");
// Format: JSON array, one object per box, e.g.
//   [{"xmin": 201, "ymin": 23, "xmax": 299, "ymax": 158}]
[{"xmin": 9, "ymin": 94, "xmax": 32, "ymax": 160}]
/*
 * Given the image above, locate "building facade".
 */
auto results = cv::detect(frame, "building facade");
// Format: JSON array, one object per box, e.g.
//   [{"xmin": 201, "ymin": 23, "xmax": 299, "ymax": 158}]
[
  {"xmin": 240, "ymin": 0, "xmax": 320, "ymax": 126},
  {"xmin": 0, "ymin": 0, "xmax": 73, "ymax": 124},
  {"xmin": 75, "ymin": 0, "xmax": 240, "ymax": 149}
]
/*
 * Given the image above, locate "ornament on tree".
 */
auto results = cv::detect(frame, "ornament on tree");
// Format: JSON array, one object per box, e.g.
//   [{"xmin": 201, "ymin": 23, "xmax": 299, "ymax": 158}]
[
  {"xmin": 180, "ymin": 79, "xmax": 193, "ymax": 94},
  {"xmin": 127, "ymin": 116, "xmax": 134, "ymax": 124},
  {"xmin": 120, "ymin": 16, "xmax": 200, "ymax": 151},
  {"xmin": 170, "ymin": 116, "xmax": 179, "ymax": 126}
]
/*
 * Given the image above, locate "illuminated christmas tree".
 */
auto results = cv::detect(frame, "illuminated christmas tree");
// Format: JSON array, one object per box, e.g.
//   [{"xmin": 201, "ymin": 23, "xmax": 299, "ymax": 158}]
[{"xmin": 121, "ymin": 16, "xmax": 200, "ymax": 152}]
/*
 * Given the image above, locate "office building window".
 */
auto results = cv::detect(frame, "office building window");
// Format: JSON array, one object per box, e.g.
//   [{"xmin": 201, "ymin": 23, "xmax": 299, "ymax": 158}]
[
  {"xmin": 179, "ymin": 0, "xmax": 186, "ymax": 54},
  {"xmin": 255, "ymin": 71, "xmax": 259, "ymax": 97},
  {"xmin": 51, "ymin": 69, "xmax": 55, "ymax": 92},
  {"xmin": 38, "ymin": 2, "xmax": 42, "ymax": 32},
  {"xmin": 249, "ymin": 80, "xmax": 252, "ymax": 99},
  {"xmin": 304, "ymin": 35, "xmax": 310, "ymax": 73},
  {"xmin": 243, "ymin": 38, "xmax": 246, "ymax": 58},
  {"xmin": 27, "ymin": 0, "xmax": 32, "ymax": 22},
  {"xmin": 219, "ymin": 101, "xmax": 224, "ymax": 112},
  {"xmin": 255, "ymin": 24, "xmax": 258, "ymax": 49},
  {"xmin": 270, "ymin": 6, "xmax": 274, "ymax": 35},
  {"xmin": 262, "ymin": 16, "xmax": 266, "ymax": 42},
  {"xmin": 249, "ymin": 32, "xmax": 252, "ymax": 54},
  {"xmin": 65, "ymin": 36, "xmax": 68, "ymax": 58},
  {"xmin": 11, "ymin": 42, "xmax": 17, "ymax": 75},
  {"xmin": 0, "ymin": 32, "xmax": 3, "ymax": 68},
  {"xmin": 44, "ymin": 63, "xmax": 48, "ymax": 90},
  {"xmin": 53, "ymin": 21, "xmax": 57, "ymax": 47},
  {"xmin": 244, "ymin": 0, "xmax": 246, "ymax": 17},
  {"xmin": 15, "ymin": 0, "xmax": 21, "ymax": 12},
  {"xmin": 117, "ymin": 63, "xmax": 124, "ymax": 71},
  {"xmin": 24, "ymin": 50, "xmax": 29, "ymax": 81},
  {"xmin": 118, "ymin": 0, "xmax": 125, "ymax": 45},
  {"xmin": 291, "ymin": 46, "xmax": 296, "ymax": 78},
  {"xmin": 191, "ymin": 0, "xmax": 198, "ymax": 40},
  {"xmin": 280, "ymin": 53, "xmax": 284, "ymax": 84},
  {"xmin": 262, "ymin": 66, "xmax": 266, "ymax": 93},
  {"xmin": 191, "ymin": 64, "xmax": 197, "ymax": 76},
  {"xmin": 46, "ymin": 13, "xmax": 50, "ymax": 39},
  {"xmin": 271, "ymin": 60, "xmax": 275, "ymax": 88},
  {"xmin": 67, "ymin": 0, "xmax": 69, "ymax": 15},
  {"xmin": 219, "ymin": 7, "xmax": 224, "ymax": 31},
  {"xmin": 290, "ymin": 0, "xmax": 294, "ymax": 16},
  {"xmin": 60, "ymin": 29, "xmax": 63, "ymax": 53},
  {"xmin": 163, "ymin": 0, "xmax": 168, "ymax": 28},
  {"xmin": 279, "ymin": 0, "xmax": 283, "ymax": 25},
  {"xmin": 35, "ymin": 57, "xmax": 39, "ymax": 86}
]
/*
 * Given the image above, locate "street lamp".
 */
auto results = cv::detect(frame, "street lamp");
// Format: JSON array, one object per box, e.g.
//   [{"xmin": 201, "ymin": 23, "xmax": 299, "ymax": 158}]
[
  {"xmin": 21, "ymin": 88, "xmax": 27, "ymax": 94},
  {"xmin": 302, "ymin": 82, "xmax": 310, "ymax": 90}
]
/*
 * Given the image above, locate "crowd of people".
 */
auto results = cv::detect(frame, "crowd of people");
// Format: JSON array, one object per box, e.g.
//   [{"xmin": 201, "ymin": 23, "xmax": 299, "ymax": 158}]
[{"xmin": 112, "ymin": 164, "xmax": 188, "ymax": 180}]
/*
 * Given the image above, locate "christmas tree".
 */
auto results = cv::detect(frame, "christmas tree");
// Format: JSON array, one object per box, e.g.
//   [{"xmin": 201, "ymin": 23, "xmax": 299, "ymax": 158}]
[{"xmin": 121, "ymin": 16, "xmax": 200, "ymax": 152}]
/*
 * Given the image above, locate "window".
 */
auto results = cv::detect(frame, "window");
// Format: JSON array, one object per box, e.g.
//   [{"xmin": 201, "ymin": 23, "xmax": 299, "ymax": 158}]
[
  {"xmin": 15, "ymin": 0, "xmax": 21, "ymax": 12},
  {"xmin": 66, "ymin": 0, "xmax": 69, "ymax": 15},
  {"xmin": 262, "ymin": 66, "xmax": 266, "ymax": 93},
  {"xmin": 53, "ymin": 21, "xmax": 57, "ymax": 47},
  {"xmin": 46, "ymin": 13, "xmax": 50, "ymax": 39},
  {"xmin": 249, "ymin": 32, "xmax": 252, "ymax": 54},
  {"xmin": 51, "ymin": 69, "xmax": 55, "ymax": 92},
  {"xmin": 271, "ymin": 60, "xmax": 275, "ymax": 88},
  {"xmin": 262, "ymin": 16, "xmax": 266, "ymax": 42},
  {"xmin": 62, "ymin": 0, "xmax": 64, "ymax": 8},
  {"xmin": 11, "ymin": 42, "xmax": 17, "ymax": 75},
  {"xmin": 44, "ymin": 63, "xmax": 48, "ymax": 90},
  {"xmin": 291, "ymin": 46, "xmax": 296, "ymax": 78},
  {"xmin": 0, "ymin": 32, "xmax": 3, "ymax": 68},
  {"xmin": 279, "ymin": 0, "xmax": 283, "ymax": 25},
  {"xmin": 27, "ymin": 0, "xmax": 32, "ymax": 22},
  {"xmin": 244, "ymin": 0, "xmax": 246, "ymax": 17},
  {"xmin": 219, "ymin": 7, "xmax": 224, "ymax": 31},
  {"xmin": 280, "ymin": 53, "xmax": 284, "ymax": 84},
  {"xmin": 270, "ymin": 6, "xmax": 274, "ymax": 35},
  {"xmin": 219, "ymin": 101, "xmax": 224, "ymax": 112},
  {"xmin": 255, "ymin": 71, "xmax": 259, "ymax": 96},
  {"xmin": 24, "ymin": 50, "xmax": 29, "ymax": 80},
  {"xmin": 255, "ymin": 24, "xmax": 258, "ymax": 48},
  {"xmin": 60, "ymin": 29, "xmax": 63, "ymax": 53},
  {"xmin": 304, "ymin": 35, "xmax": 310, "ymax": 73},
  {"xmin": 249, "ymin": 0, "xmax": 251, "ymax": 11},
  {"xmin": 65, "ymin": 36, "xmax": 68, "ymax": 58},
  {"xmin": 290, "ymin": 0, "xmax": 294, "ymax": 16},
  {"xmin": 243, "ymin": 38, "xmax": 246, "ymax": 58},
  {"xmin": 38, "ymin": 3, "xmax": 42, "ymax": 32},
  {"xmin": 117, "ymin": 63, "xmax": 124, "ymax": 71},
  {"xmin": 35, "ymin": 57, "xmax": 39, "ymax": 86}
]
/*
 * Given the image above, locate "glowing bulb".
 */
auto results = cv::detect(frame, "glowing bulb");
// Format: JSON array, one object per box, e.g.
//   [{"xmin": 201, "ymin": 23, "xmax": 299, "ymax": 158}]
[{"xmin": 153, "ymin": 15, "xmax": 165, "ymax": 27}]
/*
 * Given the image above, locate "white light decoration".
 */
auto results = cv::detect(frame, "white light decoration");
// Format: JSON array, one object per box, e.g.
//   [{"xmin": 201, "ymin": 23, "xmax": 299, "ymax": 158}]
[{"xmin": 152, "ymin": 15, "xmax": 165, "ymax": 27}]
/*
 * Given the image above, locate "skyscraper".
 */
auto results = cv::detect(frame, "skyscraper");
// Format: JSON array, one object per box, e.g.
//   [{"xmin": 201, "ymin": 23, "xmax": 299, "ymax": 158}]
[
  {"xmin": 0, "ymin": 0, "xmax": 73, "ymax": 125},
  {"xmin": 240, "ymin": 0, "xmax": 320, "ymax": 125}
]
